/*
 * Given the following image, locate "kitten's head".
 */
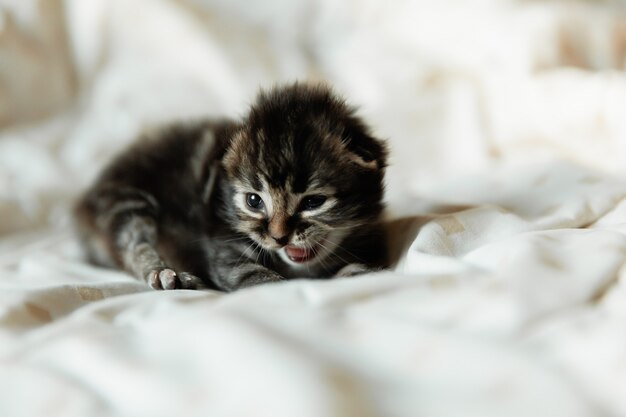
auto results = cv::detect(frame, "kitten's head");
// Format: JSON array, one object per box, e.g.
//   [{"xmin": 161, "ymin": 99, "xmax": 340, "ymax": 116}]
[{"xmin": 222, "ymin": 83, "xmax": 387, "ymax": 270}]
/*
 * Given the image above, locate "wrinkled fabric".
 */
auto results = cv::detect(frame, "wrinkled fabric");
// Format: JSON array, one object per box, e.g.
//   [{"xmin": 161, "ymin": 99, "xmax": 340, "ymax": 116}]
[{"xmin": 2, "ymin": 1, "xmax": 626, "ymax": 416}]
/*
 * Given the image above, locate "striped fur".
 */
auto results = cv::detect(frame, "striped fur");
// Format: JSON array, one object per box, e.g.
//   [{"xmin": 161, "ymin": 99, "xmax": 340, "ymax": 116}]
[{"xmin": 74, "ymin": 83, "xmax": 388, "ymax": 291}]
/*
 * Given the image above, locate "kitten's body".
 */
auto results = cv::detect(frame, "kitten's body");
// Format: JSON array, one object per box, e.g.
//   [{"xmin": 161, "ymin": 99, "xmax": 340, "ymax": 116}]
[{"xmin": 75, "ymin": 84, "xmax": 388, "ymax": 291}]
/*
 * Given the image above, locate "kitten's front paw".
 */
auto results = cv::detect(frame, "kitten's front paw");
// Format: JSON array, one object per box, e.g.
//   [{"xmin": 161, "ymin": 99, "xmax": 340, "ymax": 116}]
[
  {"xmin": 178, "ymin": 272, "xmax": 205, "ymax": 290},
  {"xmin": 146, "ymin": 268, "xmax": 202, "ymax": 290},
  {"xmin": 335, "ymin": 263, "xmax": 374, "ymax": 278},
  {"xmin": 147, "ymin": 268, "xmax": 178, "ymax": 290}
]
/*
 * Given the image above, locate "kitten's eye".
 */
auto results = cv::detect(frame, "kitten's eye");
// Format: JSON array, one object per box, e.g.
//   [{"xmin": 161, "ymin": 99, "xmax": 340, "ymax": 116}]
[
  {"xmin": 246, "ymin": 193, "xmax": 264, "ymax": 210},
  {"xmin": 301, "ymin": 195, "xmax": 327, "ymax": 211}
]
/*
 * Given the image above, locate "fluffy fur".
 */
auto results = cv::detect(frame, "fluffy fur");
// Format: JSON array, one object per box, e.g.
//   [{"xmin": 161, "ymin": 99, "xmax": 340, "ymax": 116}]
[{"xmin": 74, "ymin": 83, "xmax": 389, "ymax": 291}]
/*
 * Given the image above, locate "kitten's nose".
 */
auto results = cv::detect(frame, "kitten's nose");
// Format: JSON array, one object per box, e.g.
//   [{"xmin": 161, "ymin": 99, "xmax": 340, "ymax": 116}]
[
  {"xmin": 271, "ymin": 234, "xmax": 289, "ymax": 246},
  {"xmin": 268, "ymin": 215, "xmax": 289, "ymax": 246}
]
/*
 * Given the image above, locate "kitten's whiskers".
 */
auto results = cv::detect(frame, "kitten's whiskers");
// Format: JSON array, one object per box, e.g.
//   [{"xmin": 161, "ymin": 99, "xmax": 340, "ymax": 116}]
[{"xmin": 322, "ymin": 236, "xmax": 366, "ymax": 264}]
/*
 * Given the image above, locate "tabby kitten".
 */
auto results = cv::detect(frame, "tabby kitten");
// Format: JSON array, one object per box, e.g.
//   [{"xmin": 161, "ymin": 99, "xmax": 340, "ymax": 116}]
[{"xmin": 74, "ymin": 83, "xmax": 388, "ymax": 291}]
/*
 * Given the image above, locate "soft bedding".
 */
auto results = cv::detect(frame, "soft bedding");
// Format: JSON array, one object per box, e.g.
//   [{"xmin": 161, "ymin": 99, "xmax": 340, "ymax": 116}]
[{"xmin": 2, "ymin": 1, "xmax": 626, "ymax": 416}]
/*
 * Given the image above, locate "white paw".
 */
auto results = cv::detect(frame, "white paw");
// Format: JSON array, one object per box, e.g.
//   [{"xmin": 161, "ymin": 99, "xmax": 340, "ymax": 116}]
[{"xmin": 146, "ymin": 269, "xmax": 202, "ymax": 290}]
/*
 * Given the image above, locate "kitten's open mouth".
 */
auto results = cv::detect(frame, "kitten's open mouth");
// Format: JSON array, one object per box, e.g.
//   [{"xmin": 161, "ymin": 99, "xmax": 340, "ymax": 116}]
[{"xmin": 284, "ymin": 245, "xmax": 318, "ymax": 263}]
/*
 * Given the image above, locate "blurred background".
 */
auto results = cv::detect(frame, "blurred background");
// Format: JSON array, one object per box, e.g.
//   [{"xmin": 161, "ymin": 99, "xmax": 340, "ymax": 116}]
[{"xmin": 1, "ymin": 0, "xmax": 626, "ymax": 234}]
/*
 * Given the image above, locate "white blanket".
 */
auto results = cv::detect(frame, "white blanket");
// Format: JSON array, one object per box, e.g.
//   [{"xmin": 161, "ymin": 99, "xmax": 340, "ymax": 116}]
[{"xmin": 2, "ymin": 1, "xmax": 626, "ymax": 416}]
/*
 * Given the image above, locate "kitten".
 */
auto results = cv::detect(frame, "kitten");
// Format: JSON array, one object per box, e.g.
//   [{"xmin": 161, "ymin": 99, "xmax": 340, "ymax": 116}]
[{"xmin": 74, "ymin": 83, "xmax": 388, "ymax": 291}]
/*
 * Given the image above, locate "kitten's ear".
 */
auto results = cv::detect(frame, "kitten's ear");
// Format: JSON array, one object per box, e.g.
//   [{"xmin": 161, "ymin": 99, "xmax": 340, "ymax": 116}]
[{"xmin": 341, "ymin": 119, "xmax": 388, "ymax": 170}]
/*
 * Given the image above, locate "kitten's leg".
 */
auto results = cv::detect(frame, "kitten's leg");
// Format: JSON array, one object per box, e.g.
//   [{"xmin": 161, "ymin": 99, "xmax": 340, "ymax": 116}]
[
  {"xmin": 75, "ymin": 186, "xmax": 203, "ymax": 290},
  {"xmin": 123, "ymin": 237, "xmax": 204, "ymax": 290},
  {"xmin": 214, "ymin": 264, "xmax": 283, "ymax": 291},
  {"xmin": 209, "ymin": 244, "xmax": 283, "ymax": 291},
  {"xmin": 228, "ymin": 264, "xmax": 284, "ymax": 290}
]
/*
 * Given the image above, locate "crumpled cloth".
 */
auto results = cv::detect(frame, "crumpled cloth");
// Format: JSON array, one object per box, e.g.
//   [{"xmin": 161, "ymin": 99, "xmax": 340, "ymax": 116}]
[{"xmin": 2, "ymin": 1, "xmax": 626, "ymax": 416}]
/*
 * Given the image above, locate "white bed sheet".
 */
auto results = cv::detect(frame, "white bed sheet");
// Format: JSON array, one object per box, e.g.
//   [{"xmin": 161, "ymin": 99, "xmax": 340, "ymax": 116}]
[{"xmin": 2, "ymin": 1, "xmax": 626, "ymax": 416}]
